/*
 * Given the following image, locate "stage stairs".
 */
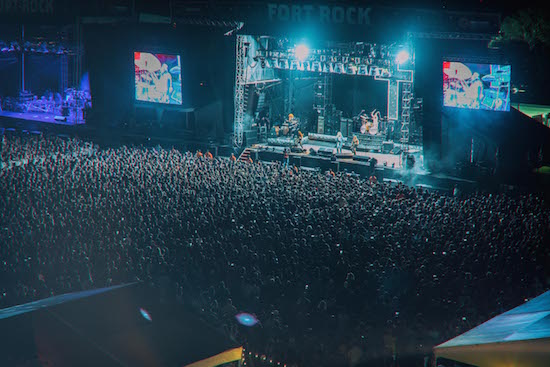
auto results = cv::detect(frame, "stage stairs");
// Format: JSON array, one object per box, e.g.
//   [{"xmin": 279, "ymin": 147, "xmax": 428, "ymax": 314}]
[{"xmin": 238, "ymin": 147, "xmax": 253, "ymax": 163}]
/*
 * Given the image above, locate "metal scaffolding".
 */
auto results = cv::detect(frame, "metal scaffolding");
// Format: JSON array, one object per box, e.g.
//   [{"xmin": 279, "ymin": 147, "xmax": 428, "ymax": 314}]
[
  {"xmin": 400, "ymin": 82, "xmax": 413, "ymax": 144},
  {"xmin": 234, "ymin": 34, "xmax": 247, "ymax": 147}
]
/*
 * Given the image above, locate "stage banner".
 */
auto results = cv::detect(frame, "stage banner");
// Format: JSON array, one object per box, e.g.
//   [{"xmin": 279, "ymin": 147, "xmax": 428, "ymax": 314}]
[
  {"xmin": 169, "ymin": 2, "xmax": 500, "ymax": 42},
  {"xmin": 240, "ymin": 3, "xmax": 500, "ymax": 41}
]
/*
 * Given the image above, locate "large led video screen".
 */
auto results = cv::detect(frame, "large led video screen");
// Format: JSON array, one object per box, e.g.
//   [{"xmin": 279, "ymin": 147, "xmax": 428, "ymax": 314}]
[
  {"xmin": 134, "ymin": 52, "xmax": 182, "ymax": 105},
  {"xmin": 443, "ymin": 62, "xmax": 510, "ymax": 111}
]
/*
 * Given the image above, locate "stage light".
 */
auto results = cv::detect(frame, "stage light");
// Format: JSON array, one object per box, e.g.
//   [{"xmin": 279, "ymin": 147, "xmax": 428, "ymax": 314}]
[
  {"xmin": 294, "ymin": 44, "xmax": 309, "ymax": 62},
  {"xmin": 396, "ymin": 50, "xmax": 409, "ymax": 65}
]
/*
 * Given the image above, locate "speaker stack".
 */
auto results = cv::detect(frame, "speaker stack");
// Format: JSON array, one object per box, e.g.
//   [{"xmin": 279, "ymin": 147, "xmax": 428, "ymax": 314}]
[
  {"xmin": 317, "ymin": 116, "xmax": 325, "ymax": 134},
  {"xmin": 340, "ymin": 118, "xmax": 353, "ymax": 137}
]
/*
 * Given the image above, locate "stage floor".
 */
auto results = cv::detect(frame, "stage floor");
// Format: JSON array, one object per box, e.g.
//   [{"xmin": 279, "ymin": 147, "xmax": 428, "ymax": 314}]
[
  {"xmin": 0, "ymin": 111, "xmax": 84, "ymax": 125},
  {"xmin": 294, "ymin": 138, "xmax": 423, "ymax": 169},
  {"xmin": 253, "ymin": 140, "xmax": 477, "ymax": 192},
  {"xmin": 303, "ymin": 141, "xmax": 405, "ymax": 168}
]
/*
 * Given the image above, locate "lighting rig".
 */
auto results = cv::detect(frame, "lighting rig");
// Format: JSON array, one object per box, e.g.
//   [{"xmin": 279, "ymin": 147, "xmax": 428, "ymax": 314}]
[{"xmin": 254, "ymin": 40, "xmax": 411, "ymax": 78}]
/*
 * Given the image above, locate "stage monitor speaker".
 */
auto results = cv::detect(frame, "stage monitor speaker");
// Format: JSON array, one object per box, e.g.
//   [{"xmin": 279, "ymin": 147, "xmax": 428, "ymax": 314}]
[
  {"xmin": 317, "ymin": 116, "xmax": 325, "ymax": 134},
  {"xmin": 353, "ymin": 155, "xmax": 372, "ymax": 162},
  {"xmin": 336, "ymin": 152, "xmax": 353, "ymax": 159},
  {"xmin": 54, "ymin": 116, "xmax": 67, "ymax": 122},
  {"xmin": 318, "ymin": 147, "xmax": 334, "ymax": 157}
]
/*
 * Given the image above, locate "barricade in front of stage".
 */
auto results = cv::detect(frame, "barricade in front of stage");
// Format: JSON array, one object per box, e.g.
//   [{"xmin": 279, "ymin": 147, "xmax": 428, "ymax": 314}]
[{"xmin": 256, "ymin": 148, "xmax": 381, "ymax": 178}]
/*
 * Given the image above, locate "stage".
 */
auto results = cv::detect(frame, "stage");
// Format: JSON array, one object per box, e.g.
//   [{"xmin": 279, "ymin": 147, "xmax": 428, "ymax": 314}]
[
  {"xmin": 256, "ymin": 132, "xmax": 423, "ymax": 168},
  {"xmin": 246, "ymin": 137, "xmax": 475, "ymax": 192},
  {"xmin": 0, "ymin": 111, "xmax": 84, "ymax": 126},
  {"xmin": 300, "ymin": 138, "xmax": 419, "ymax": 169}
]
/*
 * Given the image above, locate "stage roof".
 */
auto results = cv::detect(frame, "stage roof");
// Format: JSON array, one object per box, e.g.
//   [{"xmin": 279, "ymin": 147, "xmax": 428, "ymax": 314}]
[
  {"xmin": 0, "ymin": 283, "xmax": 242, "ymax": 367},
  {"xmin": 512, "ymin": 103, "xmax": 550, "ymax": 118},
  {"xmin": 434, "ymin": 290, "xmax": 550, "ymax": 367}
]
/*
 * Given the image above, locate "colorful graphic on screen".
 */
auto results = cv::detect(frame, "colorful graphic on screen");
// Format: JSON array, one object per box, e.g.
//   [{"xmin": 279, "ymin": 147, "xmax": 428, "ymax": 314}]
[
  {"xmin": 443, "ymin": 62, "xmax": 510, "ymax": 111},
  {"xmin": 134, "ymin": 52, "xmax": 182, "ymax": 105}
]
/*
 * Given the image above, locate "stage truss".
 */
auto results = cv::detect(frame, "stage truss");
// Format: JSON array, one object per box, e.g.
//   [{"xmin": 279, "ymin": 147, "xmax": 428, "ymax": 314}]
[
  {"xmin": 234, "ymin": 35, "xmax": 247, "ymax": 147},
  {"xmin": 233, "ymin": 35, "xmax": 416, "ymax": 148}
]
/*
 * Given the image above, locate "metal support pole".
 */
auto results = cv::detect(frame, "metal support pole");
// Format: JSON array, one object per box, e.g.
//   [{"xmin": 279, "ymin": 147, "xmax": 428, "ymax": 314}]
[{"xmin": 21, "ymin": 24, "xmax": 25, "ymax": 92}]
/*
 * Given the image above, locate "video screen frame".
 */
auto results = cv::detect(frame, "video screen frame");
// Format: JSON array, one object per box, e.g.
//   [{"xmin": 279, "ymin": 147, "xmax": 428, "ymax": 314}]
[
  {"xmin": 134, "ymin": 51, "xmax": 183, "ymax": 106},
  {"xmin": 443, "ymin": 61, "xmax": 511, "ymax": 112}
]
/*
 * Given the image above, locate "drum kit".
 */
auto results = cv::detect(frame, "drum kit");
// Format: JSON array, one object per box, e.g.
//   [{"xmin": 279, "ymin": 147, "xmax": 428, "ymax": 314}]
[
  {"xmin": 280, "ymin": 115, "xmax": 299, "ymax": 136},
  {"xmin": 281, "ymin": 124, "xmax": 290, "ymax": 135},
  {"xmin": 358, "ymin": 111, "xmax": 382, "ymax": 136}
]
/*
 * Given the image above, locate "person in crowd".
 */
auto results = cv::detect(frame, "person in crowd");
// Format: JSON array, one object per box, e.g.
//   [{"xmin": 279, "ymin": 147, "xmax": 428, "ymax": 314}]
[
  {"xmin": 0, "ymin": 132, "xmax": 549, "ymax": 367},
  {"xmin": 283, "ymin": 148, "xmax": 290, "ymax": 169}
]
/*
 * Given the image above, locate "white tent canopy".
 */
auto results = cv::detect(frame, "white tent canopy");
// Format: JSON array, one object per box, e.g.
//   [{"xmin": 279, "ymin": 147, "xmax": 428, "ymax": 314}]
[{"xmin": 434, "ymin": 290, "xmax": 550, "ymax": 367}]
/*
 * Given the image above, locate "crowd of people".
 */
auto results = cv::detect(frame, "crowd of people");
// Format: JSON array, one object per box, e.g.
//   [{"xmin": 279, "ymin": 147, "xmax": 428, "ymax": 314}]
[{"xmin": 1, "ymin": 132, "xmax": 549, "ymax": 367}]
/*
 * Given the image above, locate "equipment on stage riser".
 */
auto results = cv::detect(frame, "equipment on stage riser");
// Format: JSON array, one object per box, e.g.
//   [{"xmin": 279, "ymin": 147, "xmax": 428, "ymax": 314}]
[
  {"xmin": 308, "ymin": 133, "xmax": 340, "ymax": 142},
  {"xmin": 318, "ymin": 147, "xmax": 334, "ymax": 156},
  {"xmin": 336, "ymin": 152, "xmax": 353, "ymax": 159},
  {"xmin": 267, "ymin": 137, "xmax": 296, "ymax": 147}
]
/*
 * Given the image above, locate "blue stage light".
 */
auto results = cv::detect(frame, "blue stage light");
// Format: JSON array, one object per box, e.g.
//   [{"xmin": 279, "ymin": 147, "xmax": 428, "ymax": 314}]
[
  {"xmin": 235, "ymin": 312, "xmax": 259, "ymax": 326},
  {"xmin": 294, "ymin": 44, "xmax": 309, "ymax": 62},
  {"xmin": 396, "ymin": 50, "xmax": 409, "ymax": 65}
]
